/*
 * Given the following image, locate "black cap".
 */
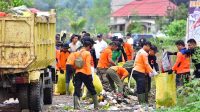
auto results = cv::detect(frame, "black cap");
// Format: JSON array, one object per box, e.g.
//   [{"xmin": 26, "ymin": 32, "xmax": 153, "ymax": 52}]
[
  {"xmin": 97, "ymin": 34, "xmax": 103, "ymax": 38},
  {"xmin": 126, "ymin": 33, "xmax": 131, "ymax": 37},
  {"xmin": 118, "ymin": 38, "xmax": 124, "ymax": 43},
  {"xmin": 62, "ymin": 43, "xmax": 70, "ymax": 49},
  {"xmin": 111, "ymin": 36, "xmax": 118, "ymax": 41}
]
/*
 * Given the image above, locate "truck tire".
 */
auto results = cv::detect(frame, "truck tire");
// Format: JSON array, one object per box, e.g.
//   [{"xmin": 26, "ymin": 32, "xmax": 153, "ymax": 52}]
[
  {"xmin": 29, "ymin": 79, "xmax": 43, "ymax": 112},
  {"xmin": 43, "ymin": 85, "xmax": 53, "ymax": 104},
  {"xmin": 18, "ymin": 85, "xmax": 29, "ymax": 109}
]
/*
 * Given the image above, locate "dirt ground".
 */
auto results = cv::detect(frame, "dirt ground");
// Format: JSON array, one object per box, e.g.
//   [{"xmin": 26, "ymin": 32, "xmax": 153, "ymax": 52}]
[
  {"xmin": 0, "ymin": 95, "xmax": 73, "ymax": 112},
  {"xmin": 0, "ymin": 93, "xmax": 156, "ymax": 112}
]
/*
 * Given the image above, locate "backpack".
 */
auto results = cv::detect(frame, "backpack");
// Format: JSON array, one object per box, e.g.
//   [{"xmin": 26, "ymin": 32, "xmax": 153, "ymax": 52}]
[{"xmin": 74, "ymin": 51, "xmax": 84, "ymax": 69}]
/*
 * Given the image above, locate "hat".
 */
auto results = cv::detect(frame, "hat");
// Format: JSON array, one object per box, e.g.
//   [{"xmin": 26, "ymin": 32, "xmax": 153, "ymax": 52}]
[
  {"xmin": 62, "ymin": 43, "xmax": 70, "ymax": 49},
  {"xmin": 97, "ymin": 34, "xmax": 103, "ymax": 38},
  {"xmin": 118, "ymin": 38, "xmax": 124, "ymax": 43},
  {"xmin": 111, "ymin": 36, "xmax": 118, "ymax": 41},
  {"xmin": 126, "ymin": 33, "xmax": 131, "ymax": 37}
]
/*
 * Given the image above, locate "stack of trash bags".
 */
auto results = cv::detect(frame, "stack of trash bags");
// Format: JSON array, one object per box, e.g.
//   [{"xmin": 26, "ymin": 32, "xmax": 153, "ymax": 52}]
[{"xmin": 54, "ymin": 71, "xmax": 103, "ymax": 98}]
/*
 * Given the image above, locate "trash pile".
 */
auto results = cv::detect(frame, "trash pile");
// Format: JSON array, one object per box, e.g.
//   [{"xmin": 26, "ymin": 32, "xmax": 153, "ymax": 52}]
[{"xmin": 0, "ymin": 5, "xmax": 55, "ymax": 17}]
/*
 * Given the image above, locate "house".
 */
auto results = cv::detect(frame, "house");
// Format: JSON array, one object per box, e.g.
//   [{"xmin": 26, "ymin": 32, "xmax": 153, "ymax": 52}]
[
  {"xmin": 110, "ymin": 0, "xmax": 177, "ymax": 33},
  {"xmin": 111, "ymin": 0, "xmax": 132, "ymax": 13}
]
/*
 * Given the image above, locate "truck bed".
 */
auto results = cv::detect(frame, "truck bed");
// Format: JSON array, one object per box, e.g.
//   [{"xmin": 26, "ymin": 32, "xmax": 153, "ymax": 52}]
[{"xmin": 0, "ymin": 14, "xmax": 56, "ymax": 74}]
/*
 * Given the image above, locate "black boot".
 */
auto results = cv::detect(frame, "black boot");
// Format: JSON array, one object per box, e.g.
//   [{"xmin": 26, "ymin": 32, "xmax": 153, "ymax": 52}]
[
  {"xmin": 145, "ymin": 92, "xmax": 149, "ymax": 103},
  {"xmin": 92, "ymin": 95, "xmax": 99, "ymax": 109},
  {"xmin": 74, "ymin": 96, "xmax": 80, "ymax": 109},
  {"xmin": 137, "ymin": 93, "xmax": 146, "ymax": 104}
]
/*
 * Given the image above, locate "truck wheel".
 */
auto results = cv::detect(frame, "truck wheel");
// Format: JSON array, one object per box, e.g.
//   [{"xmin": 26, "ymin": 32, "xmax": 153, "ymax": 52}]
[
  {"xmin": 43, "ymin": 85, "xmax": 53, "ymax": 104},
  {"xmin": 18, "ymin": 85, "xmax": 29, "ymax": 109},
  {"xmin": 29, "ymin": 79, "xmax": 43, "ymax": 112}
]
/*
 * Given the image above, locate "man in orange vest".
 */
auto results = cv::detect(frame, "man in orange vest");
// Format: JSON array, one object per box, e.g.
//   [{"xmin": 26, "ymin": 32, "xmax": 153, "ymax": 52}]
[
  {"xmin": 106, "ymin": 66, "xmax": 129, "ymax": 98},
  {"xmin": 132, "ymin": 41, "xmax": 153, "ymax": 104},
  {"xmin": 118, "ymin": 38, "xmax": 134, "ymax": 61},
  {"xmin": 97, "ymin": 42, "xmax": 118, "ymax": 91},
  {"xmin": 73, "ymin": 40, "xmax": 99, "ymax": 110},
  {"xmin": 172, "ymin": 40, "xmax": 190, "ymax": 86}
]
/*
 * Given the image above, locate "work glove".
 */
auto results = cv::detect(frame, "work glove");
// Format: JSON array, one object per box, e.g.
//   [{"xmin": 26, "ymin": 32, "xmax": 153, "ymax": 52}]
[
  {"xmin": 60, "ymin": 70, "xmax": 64, "ymax": 74},
  {"xmin": 149, "ymin": 70, "xmax": 158, "ymax": 77}
]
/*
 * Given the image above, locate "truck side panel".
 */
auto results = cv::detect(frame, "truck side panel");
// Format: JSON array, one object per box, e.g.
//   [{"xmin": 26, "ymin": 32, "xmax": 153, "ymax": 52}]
[
  {"xmin": 0, "ymin": 18, "xmax": 34, "ymax": 69},
  {"xmin": 0, "ymin": 15, "xmax": 56, "ymax": 74}
]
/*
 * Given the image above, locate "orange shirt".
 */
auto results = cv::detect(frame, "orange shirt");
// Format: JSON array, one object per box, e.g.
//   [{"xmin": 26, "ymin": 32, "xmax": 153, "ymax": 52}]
[
  {"xmin": 97, "ymin": 47, "xmax": 112, "ymax": 68},
  {"xmin": 111, "ymin": 66, "xmax": 129, "ymax": 79},
  {"xmin": 59, "ymin": 51, "xmax": 70, "ymax": 70},
  {"xmin": 66, "ymin": 52, "xmax": 75, "ymax": 65},
  {"xmin": 76, "ymin": 49, "xmax": 92, "ymax": 75},
  {"xmin": 133, "ymin": 49, "xmax": 153, "ymax": 74},
  {"xmin": 172, "ymin": 52, "xmax": 190, "ymax": 74},
  {"xmin": 123, "ymin": 42, "xmax": 134, "ymax": 61},
  {"xmin": 56, "ymin": 50, "xmax": 61, "ymax": 70}
]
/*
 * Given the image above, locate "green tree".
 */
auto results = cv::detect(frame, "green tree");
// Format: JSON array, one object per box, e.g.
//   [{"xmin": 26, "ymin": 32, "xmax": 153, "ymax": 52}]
[
  {"xmin": 127, "ymin": 22, "xmax": 144, "ymax": 33},
  {"xmin": 88, "ymin": 0, "xmax": 111, "ymax": 33},
  {"xmin": 167, "ymin": 3, "xmax": 188, "ymax": 22},
  {"xmin": 70, "ymin": 18, "xmax": 87, "ymax": 33},
  {"xmin": 0, "ymin": 0, "xmax": 34, "ymax": 12},
  {"xmin": 0, "ymin": 0, "xmax": 9, "ymax": 12},
  {"xmin": 156, "ymin": 3, "xmax": 188, "ymax": 31},
  {"xmin": 165, "ymin": 20, "xmax": 186, "ymax": 39}
]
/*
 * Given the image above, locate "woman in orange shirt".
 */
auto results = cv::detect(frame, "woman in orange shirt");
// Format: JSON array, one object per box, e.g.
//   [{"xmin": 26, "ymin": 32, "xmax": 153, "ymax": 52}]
[
  {"xmin": 132, "ymin": 41, "xmax": 153, "ymax": 104},
  {"xmin": 73, "ymin": 39, "xmax": 99, "ymax": 110}
]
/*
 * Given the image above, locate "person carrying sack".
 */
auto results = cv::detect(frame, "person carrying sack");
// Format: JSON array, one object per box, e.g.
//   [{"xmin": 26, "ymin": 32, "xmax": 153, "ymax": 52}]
[{"xmin": 73, "ymin": 40, "xmax": 99, "ymax": 110}]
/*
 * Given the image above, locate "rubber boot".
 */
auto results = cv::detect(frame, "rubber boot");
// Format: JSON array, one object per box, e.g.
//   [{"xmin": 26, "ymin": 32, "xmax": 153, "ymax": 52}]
[
  {"xmin": 66, "ymin": 83, "xmax": 70, "ymax": 95},
  {"xmin": 137, "ymin": 93, "xmax": 146, "ymax": 104},
  {"xmin": 91, "ymin": 95, "xmax": 99, "ymax": 109},
  {"xmin": 74, "ymin": 96, "xmax": 80, "ymax": 110},
  {"xmin": 145, "ymin": 92, "xmax": 149, "ymax": 103}
]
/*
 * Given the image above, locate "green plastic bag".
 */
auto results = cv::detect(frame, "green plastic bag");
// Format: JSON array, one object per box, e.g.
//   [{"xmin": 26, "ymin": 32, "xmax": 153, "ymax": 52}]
[{"xmin": 154, "ymin": 73, "xmax": 177, "ymax": 108}]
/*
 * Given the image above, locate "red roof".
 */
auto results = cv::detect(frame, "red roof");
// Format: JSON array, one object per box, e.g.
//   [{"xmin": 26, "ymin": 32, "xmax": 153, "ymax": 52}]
[{"xmin": 112, "ymin": 0, "xmax": 177, "ymax": 17}]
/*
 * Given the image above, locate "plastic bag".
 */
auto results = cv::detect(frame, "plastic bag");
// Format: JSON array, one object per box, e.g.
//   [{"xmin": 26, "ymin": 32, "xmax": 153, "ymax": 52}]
[
  {"xmin": 161, "ymin": 52, "xmax": 172, "ymax": 72},
  {"xmin": 154, "ymin": 73, "xmax": 177, "ymax": 108},
  {"xmin": 69, "ymin": 73, "xmax": 103, "ymax": 96},
  {"xmin": 54, "ymin": 71, "xmax": 66, "ymax": 95}
]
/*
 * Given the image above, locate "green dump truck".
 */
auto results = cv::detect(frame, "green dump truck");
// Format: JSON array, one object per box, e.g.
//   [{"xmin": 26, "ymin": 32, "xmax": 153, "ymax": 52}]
[{"xmin": 0, "ymin": 11, "xmax": 56, "ymax": 111}]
